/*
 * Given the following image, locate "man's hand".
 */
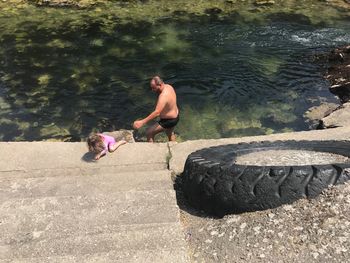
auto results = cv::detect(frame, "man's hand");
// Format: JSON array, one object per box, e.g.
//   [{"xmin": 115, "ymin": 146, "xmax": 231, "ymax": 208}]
[{"xmin": 133, "ymin": 120, "xmax": 144, "ymax": 129}]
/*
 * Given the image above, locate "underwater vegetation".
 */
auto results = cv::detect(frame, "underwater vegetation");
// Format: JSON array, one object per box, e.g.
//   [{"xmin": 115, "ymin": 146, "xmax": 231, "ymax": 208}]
[{"xmin": 0, "ymin": 0, "xmax": 349, "ymax": 141}]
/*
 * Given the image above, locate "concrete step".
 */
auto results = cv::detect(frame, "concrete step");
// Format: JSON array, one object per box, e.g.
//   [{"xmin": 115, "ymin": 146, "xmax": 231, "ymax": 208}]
[
  {"xmin": 1, "ymin": 223, "xmax": 188, "ymax": 261},
  {"xmin": 0, "ymin": 142, "xmax": 169, "ymax": 173},
  {"xmin": 1, "ymin": 191, "xmax": 179, "ymax": 235},
  {"xmin": 0, "ymin": 170, "xmax": 174, "ymax": 199},
  {"xmin": 0, "ymin": 163, "xmax": 168, "ymax": 179},
  {"xmin": 0, "ymin": 142, "xmax": 189, "ymax": 262},
  {"xmin": 10, "ymin": 247, "xmax": 189, "ymax": 263}
]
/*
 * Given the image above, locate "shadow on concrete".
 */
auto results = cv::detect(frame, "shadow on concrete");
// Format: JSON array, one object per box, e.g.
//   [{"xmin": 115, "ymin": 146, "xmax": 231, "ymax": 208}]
[
  {"xmin": 173, "ymin": 174, "xmax": 220, "ymax": 219},
  {"xmin": 81, "ymin": 152, "xmax": 96, "ymax": 163}
]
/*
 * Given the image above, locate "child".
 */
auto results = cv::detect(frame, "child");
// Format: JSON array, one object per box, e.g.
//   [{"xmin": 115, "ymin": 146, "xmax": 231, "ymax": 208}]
[{"xmin": 87, "ymin": 133, "xmax": 127, "ymax": 160}]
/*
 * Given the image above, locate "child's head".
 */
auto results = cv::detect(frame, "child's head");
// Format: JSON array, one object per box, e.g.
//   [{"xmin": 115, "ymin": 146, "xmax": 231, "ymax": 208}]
[{"xmin": 87, "ymin": 133, "xmax": 105, "ymax": 154}]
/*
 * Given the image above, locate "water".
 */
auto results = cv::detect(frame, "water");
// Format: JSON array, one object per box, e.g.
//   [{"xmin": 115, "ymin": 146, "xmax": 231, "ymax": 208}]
[{"xmin": 0, "ymin": 2, "xmax": 349, "ymax": 141}]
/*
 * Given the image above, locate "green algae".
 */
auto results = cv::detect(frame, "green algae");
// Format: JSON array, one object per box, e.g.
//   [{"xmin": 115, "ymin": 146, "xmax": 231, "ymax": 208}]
[
  {"xmin": 256, "ymin": 56, "xmax": 285, "ymax": 77},
  {"xmin": 37, "ymin": 74, "xmax": 51, "ymax": 86}
]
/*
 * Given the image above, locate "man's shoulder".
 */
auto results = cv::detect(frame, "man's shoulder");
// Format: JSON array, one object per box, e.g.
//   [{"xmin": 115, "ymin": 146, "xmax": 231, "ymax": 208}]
[{"xmin": 164, "ymin": 83, "xmax": 175, "ymax": 91}]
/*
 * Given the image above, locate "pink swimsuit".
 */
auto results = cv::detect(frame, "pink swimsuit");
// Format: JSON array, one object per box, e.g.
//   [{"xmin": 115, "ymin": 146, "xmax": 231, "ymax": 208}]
[{"xmin": 99, "ymin": 134, "xmax": 116, "ymax": 155}]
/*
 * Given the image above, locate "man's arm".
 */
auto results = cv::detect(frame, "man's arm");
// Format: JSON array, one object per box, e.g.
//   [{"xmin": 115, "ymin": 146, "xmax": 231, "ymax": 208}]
[{"xmin": 133, "ymin": 95, "xmax": 166, "ymax": 129}]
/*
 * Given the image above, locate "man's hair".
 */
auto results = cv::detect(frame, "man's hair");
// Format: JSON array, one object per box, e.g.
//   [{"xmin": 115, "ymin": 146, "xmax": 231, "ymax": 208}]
[
  {"xmin": 152, "ymin": 76, "xmax": 163, "ymax": 86},
  {"xmin": 87, "ymin": 133, "xmax": 105, "ymax": 153}
]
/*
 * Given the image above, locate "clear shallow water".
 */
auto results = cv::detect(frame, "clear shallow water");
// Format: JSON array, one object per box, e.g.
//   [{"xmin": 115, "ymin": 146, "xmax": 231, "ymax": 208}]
[{"xmin": 0, "ymin": 4, "xmax": 349, "ymax": 141}]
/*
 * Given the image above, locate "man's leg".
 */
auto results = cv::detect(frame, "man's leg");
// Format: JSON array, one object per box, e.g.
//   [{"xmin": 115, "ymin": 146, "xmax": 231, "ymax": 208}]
[
  {"xmin": 165, "ymin": 127, "xmax": 176, "ymax": 142},
  {"xmin": 146, "ymin": 123, "xmax": 165, "ymax": 142}
]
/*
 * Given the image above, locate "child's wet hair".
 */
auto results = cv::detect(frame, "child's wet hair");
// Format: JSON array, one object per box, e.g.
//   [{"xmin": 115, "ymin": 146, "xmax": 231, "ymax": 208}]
[{"xmin": 87, "ymin": 133, "xmax": 105, "ymax": 153}]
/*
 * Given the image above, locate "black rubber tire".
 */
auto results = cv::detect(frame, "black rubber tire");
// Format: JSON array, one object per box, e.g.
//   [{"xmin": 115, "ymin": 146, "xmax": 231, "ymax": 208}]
[{"xmin": 182, "ymin": 140, "xmax": 350, "ymax": 216}]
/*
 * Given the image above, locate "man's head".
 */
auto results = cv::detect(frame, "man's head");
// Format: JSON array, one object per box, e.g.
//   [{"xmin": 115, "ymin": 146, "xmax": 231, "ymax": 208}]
[{"xmin": 150, "ymin": 76, "xmax": 163, "ymax": 92}]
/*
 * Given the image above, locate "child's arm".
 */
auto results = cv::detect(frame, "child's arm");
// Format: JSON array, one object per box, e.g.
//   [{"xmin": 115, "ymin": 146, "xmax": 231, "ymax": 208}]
[
  {"xmin": 109, "ymin": 140, "xmax": 127, "ymax": 152},
  {"xmin": 94, "ymin": 149, "xmax": 107, "ymax": 160}
]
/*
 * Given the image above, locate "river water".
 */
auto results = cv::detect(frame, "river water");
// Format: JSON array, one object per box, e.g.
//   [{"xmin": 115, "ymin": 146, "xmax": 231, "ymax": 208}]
[{"xmin": 0, "ymin": 1, "xmax": 349, "ymax": 141}]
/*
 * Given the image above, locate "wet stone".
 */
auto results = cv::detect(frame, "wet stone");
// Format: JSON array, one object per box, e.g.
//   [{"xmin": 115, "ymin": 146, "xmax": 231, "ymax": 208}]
[{"xmin": 254, "ymin": 0, "xmax": 275, "ymax": 6}]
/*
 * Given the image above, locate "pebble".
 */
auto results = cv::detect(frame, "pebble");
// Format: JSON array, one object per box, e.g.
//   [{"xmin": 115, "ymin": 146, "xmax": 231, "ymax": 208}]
[
  {"xmin": 283, "ymin": 204, "xmax": 294, "ymax": 211},
  {"xmin": 210, "ymin": 230, "xmax": 219, "ymax": 236},
  {"xmin": 312, "ymin": 252, "xmax": 319, "ymax": 259},
  {"xmin": 253, "ymin": 226, "xmax": 261, "ymax": 233},
  {"xmin": 226, "ymin": 216, "xmax": 241, "ymax": 224},
  {"xmin": 240, "ymin": 223, "xmax": 247, "ymax": 229},
  {"xmin": 339, "ymin": 236, "xmax": 347, "ymax": 243},
  {"xmin": 294, "ymin": 226, "xmax": 303, "ymax": 231}
]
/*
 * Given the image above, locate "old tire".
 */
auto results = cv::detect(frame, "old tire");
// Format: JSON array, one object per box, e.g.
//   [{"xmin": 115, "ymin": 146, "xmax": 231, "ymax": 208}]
[{"xmin": 182, "ymin": 140, "xmax": 350, "ymax": 216}]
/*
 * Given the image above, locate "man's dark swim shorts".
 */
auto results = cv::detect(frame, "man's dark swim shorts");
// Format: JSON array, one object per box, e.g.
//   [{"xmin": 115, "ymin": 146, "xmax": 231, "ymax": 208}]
[{"xmin": 158, "ymin": 114, "xmax": 179, "ymax": 129}]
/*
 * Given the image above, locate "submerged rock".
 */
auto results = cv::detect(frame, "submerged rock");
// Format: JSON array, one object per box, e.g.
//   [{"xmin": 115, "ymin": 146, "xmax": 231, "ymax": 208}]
[
  {"xmin": 27, "ymin": 0, "xmax": 100, "ymax": 8},
  {"xmin": 254, "ymin": 0, "xmax": 275, "ymax": 6},
  {"xmin": 103, "ymin": 129, "xmax": 135, "ymax": 143}
]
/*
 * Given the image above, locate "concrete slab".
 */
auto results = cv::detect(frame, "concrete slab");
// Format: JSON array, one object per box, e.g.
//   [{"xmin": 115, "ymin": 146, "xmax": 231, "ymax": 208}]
[
  {"xmin": 2, "ymin": 223, "xmax": 187, "ymax": 260},
  {"xmin": 169, "ymin": 126, "xmax": 350, "ymax": 174},
  {"xmin": 0, "ymin": 142, "xmax": 189, "ymax": 262},
  {"xmin": 0, "ymin": 170, "xmax": 174, "ymax": 199},
  {"xmin": 10, "ymin": 248, "xmax": 189, "ymax": 263},
  {"xmin": 1, "ymin": 194, "xmax": 180, "ymax": 241},
  {"xmin": 0, "ymin": 164, "xmax": 168, "ymax": 179},
  {"xmin": 0, "ymin": 142, "xmax": 169, "ymax": 172}
]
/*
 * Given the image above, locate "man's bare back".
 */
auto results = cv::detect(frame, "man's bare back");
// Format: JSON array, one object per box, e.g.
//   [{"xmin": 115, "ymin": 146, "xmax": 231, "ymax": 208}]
[{"xmin": 133, "ymin": 76, "xmax": 179, "ymax": 142}]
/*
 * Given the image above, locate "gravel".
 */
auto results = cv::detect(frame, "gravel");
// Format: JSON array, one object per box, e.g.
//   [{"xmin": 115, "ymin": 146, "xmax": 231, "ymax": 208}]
[
  {"xmin": 178, "ymin": 182, "xmax": 350, "ymax": 263},
  {"xmin": 234, "ymin": 150, "xmax": 350, "ymax": 166}
]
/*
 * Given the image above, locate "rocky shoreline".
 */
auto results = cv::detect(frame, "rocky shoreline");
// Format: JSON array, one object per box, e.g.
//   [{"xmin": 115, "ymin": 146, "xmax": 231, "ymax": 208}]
[
  {"xmin": 305, "ymin": 45, "xmax": 350, "ymax": 130},
  {"xmin": 20, "ymin": 0, "xmax": 350, "ymax": 10},
  {"xmin": 327, "ymin": 45, "xmax": 350, "ymax": 103}
]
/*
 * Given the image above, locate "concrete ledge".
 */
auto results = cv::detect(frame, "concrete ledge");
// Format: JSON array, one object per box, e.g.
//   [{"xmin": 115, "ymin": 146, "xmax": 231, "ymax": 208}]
[
  {"xmin": 169, "ymin": 126, "xmax": 350, "ymax": 175},
  {"xmin": 0, "ymin": 142, "xmax": 169, "ymax": 172}
]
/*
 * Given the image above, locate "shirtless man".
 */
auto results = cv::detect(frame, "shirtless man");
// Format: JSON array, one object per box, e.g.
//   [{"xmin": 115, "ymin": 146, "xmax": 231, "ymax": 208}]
[{"xmin": 133, "ymin": 76, "xmax": 179, "ymax": 142}]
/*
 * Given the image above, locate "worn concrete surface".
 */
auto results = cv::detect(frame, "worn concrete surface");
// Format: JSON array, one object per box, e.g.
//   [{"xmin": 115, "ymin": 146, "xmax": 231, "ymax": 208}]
[
  {"xmin": 0, "ymin": 142, "xmax": 189, "ymax": 263},
  {"xmin": 0, "ymin": 142, "xmax": 168, "ymax": 172},
  {"xmin": 2, "ymin": 126, "xmax": 350, "ymax": 262}
]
